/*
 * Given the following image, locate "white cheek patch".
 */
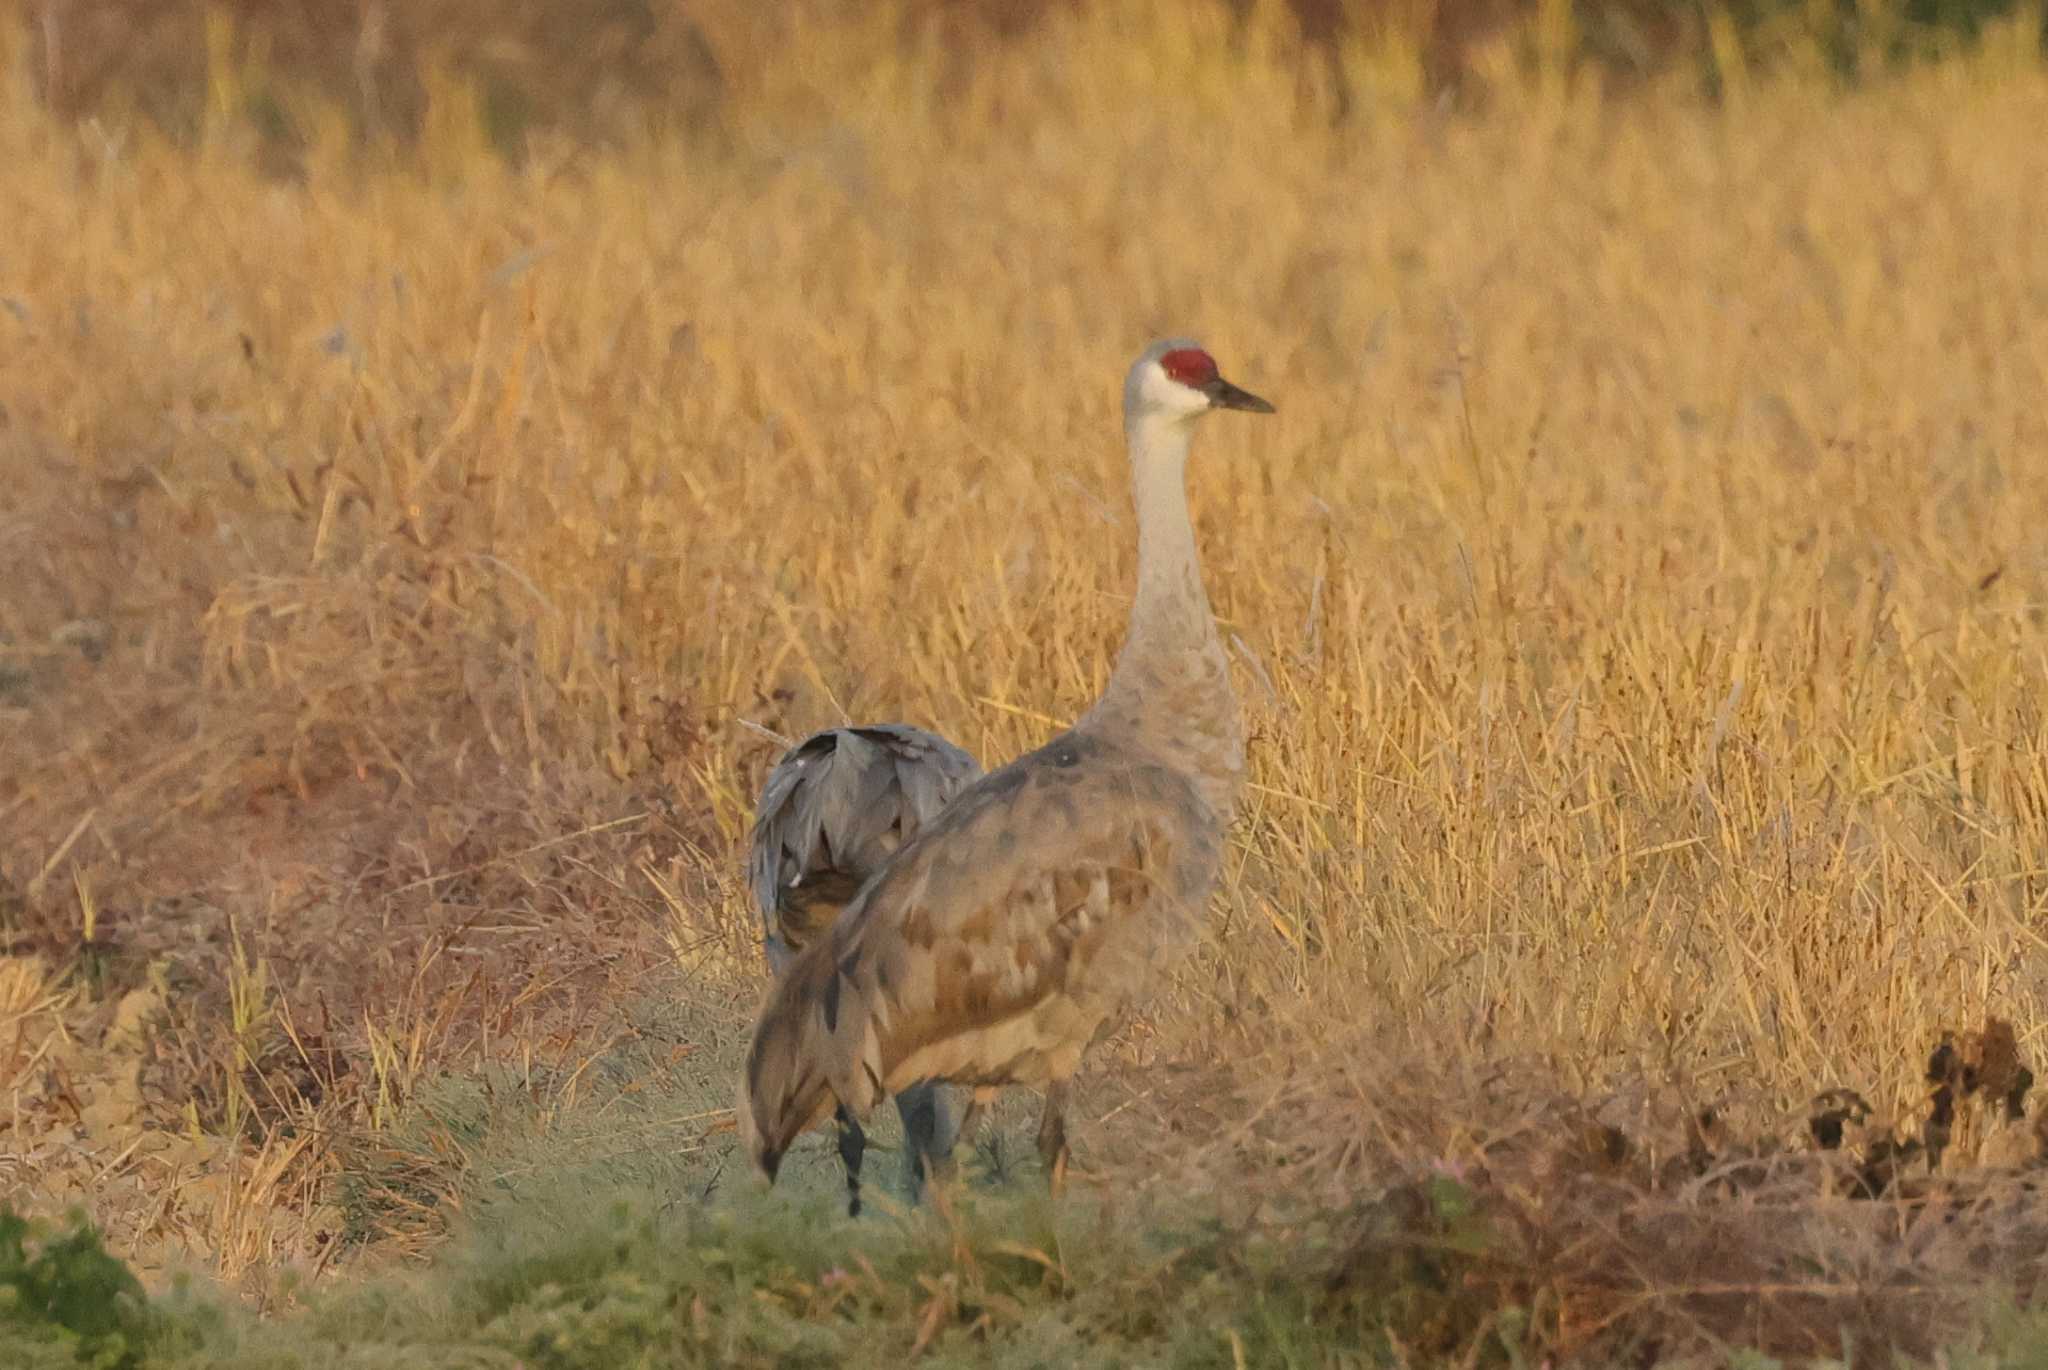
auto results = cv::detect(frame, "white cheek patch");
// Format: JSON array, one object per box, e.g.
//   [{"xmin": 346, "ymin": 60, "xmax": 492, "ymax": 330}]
[{"xmin": 1143, "ymin": 367, "xmax": 1209, "ymax": 418}]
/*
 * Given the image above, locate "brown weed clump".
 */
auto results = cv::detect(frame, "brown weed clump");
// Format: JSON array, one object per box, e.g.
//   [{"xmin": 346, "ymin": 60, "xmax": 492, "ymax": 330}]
[{"xmin": 1092, "ymin": 1016, "xmax": 2047, "ymax": 1360}]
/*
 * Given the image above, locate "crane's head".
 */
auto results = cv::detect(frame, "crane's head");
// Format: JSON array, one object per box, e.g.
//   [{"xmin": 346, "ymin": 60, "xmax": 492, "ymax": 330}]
[{"xmin": 1124, "ymin": 338, "xmax": 1274, "ymax": 430}]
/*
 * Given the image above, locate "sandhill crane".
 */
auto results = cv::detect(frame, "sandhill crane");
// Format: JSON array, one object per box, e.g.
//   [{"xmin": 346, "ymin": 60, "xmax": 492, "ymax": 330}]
[
  {"xmin": 748, "ymin": 724, "xmax": 983, "ymax": 1215},
  {"xmin": 740, "ymin": 339, "xmax": 1272, "ymax": 1205}
]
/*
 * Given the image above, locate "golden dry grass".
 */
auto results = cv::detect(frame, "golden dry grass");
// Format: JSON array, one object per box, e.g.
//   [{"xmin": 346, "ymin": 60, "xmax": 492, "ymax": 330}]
[{"xmin": 6, "ymin": 0, "xmax": 2048, "ymax": 1356}]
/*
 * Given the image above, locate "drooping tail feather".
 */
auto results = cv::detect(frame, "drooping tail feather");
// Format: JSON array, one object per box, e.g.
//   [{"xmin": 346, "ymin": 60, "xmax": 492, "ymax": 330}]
[{"xmin": 740, "ymin": 939, "xmax": 883, "ymax": 1181}]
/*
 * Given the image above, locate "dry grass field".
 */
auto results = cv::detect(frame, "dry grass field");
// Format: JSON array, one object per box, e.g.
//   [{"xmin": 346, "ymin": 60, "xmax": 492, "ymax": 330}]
[{"xmin": 7, "ymin": 1, "xmax": 2048, "ymax": 1362}]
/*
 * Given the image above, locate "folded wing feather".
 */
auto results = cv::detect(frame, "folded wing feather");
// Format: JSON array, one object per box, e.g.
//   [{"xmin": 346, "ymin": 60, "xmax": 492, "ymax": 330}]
[{"xmin": 746, "ymin": 731, "xmax": 1219, "ymax": 1150}]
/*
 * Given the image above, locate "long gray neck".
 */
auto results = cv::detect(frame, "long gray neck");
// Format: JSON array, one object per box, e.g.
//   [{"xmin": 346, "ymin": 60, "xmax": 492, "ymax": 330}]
[{"xmin": 1079, "ymin": 411, "xmax": 1244, "ymax": 822}]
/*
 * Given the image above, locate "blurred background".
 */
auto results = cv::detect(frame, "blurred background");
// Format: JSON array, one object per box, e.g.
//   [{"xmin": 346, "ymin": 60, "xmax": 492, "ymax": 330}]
[
  {"xmin": 6, "ymin": 1, "xmax": 2048, "ymax": 1362},
  {"xmin": 20, "ymin": 0, "xmax": 2048, "ymax": 156}
]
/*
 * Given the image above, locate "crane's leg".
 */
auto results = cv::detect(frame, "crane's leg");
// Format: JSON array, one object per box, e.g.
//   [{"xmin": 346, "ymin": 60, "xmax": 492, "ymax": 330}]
[
  {"xmin": 894, "ymin": 1080, "xmax": 956, "ymax": 1202},
  {"xmin": 932, "ymin": 1086, "xmax": 998, "ymax": 1182},
  {"xmin": 833, "ymin": 1105, "xmax": 867, "ymax": 1218},
  {"xmin": 1037, "ymin": 1081, "xmax": 1071, "ymax": 1197},
  {"xmin": 955, "ymin": 1086, "xmax": 997, "ymax": 1151}
]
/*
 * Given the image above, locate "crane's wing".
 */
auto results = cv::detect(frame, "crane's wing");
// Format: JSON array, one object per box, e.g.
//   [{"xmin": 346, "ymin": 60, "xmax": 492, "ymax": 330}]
[
  {"xmin": 824, "ymin": 730, "xmax": 1222, "ymax": 1095},
  {"xmin": 747, "ymin": 725, "xmax": 982, "ymax": 965}
]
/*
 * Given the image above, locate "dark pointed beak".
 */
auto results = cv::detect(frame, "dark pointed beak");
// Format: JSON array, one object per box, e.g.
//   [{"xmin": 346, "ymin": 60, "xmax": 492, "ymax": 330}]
[{"xmin": 1204, "ymin": 376, "xmax": 1275, "ymax": 413}]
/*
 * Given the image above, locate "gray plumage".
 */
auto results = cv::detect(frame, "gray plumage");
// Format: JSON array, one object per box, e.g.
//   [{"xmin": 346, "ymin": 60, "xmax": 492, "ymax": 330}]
[
  {"xmin": 747, "ymin": 723, "xmax": 983, "ymax": 1210},
  {"xmin": 751, "ymin": 724, "xmax": 984, "ymax": 974},
  {"xmin": 741, "ymin": 340, "xmax": 1274, "ymax": 1198}
]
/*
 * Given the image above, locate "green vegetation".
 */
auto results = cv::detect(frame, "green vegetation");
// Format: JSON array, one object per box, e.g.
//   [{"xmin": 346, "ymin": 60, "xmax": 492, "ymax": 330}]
[
  {"xmin": 0, "ymin": 1209, "xmax": 151, "ymax": 1370},
  {"xmin": 9, "ymin": 1183, "xmax": 2048, "ymax": 1366}
]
